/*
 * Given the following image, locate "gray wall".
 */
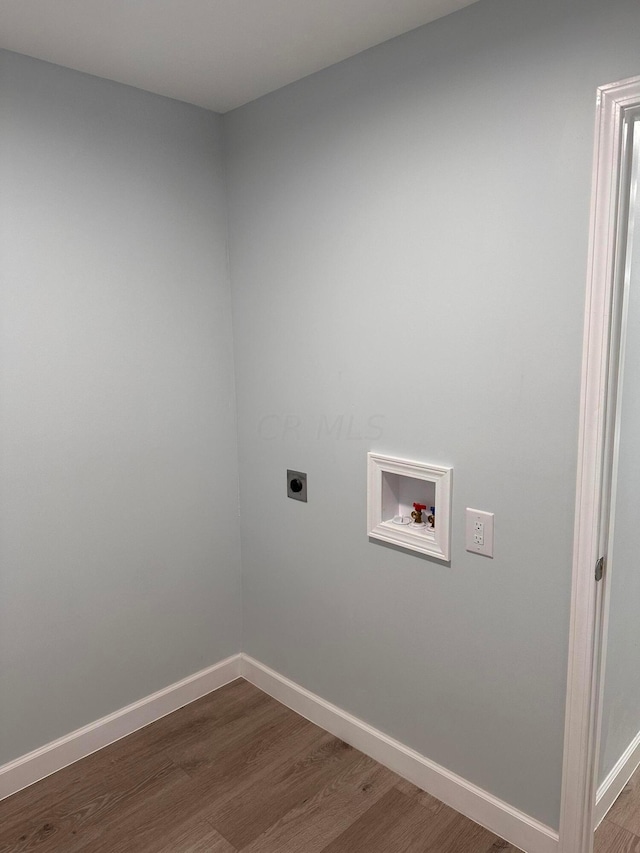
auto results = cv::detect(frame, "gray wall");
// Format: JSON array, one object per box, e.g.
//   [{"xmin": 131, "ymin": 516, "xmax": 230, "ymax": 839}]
[
  {"xmin": 4, "ymin": 0, "xmax": 640, "ymax": 828},
  {"xmin": 224, "ymin": 0, "xmax": 640, "ymax": 828},
  {"xmin": 599, "ymin": 121, "xmax": 640, "ymax": 785},
  {"xmin": 0, "ymin": 51, "xmax": 242, "ymax": 765}
]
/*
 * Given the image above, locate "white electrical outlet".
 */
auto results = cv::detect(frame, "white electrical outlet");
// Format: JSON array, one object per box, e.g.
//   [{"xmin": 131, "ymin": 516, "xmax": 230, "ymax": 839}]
[{"xmin": 466, "ymin": 508, "xmax": 494, "ymax": 557}]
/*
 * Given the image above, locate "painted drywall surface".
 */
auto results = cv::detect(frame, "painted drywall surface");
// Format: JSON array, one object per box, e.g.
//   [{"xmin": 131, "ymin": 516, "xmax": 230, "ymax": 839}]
[
  {"xmin": 0, "ymin": 51, "xmax": 242, "ymax": 765},
  {"xmin": 598, "ymin": 122, "xmax": 640, "ymax": 785},
  {"xmin": 225, "ymin": 0, "xmax": 640, "ymax": 828}
]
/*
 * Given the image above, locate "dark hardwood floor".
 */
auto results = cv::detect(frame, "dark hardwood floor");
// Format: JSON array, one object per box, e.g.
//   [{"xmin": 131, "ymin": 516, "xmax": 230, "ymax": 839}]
[{"xmin": 0, "ymin": 679, "xmax": 522, "ymax": 852}]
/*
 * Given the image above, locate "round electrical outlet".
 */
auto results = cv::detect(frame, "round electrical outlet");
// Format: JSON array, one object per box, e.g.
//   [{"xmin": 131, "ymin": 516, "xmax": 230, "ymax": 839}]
[{"xmin": 287, "ymin": 469, "xmax": 307, "ymax": 502}]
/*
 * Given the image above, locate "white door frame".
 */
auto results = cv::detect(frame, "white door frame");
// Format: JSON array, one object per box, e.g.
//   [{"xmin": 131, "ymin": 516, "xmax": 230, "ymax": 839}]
[{"xmin": 559, "ymin": 75, "xmax": 640, "ymax": 853}]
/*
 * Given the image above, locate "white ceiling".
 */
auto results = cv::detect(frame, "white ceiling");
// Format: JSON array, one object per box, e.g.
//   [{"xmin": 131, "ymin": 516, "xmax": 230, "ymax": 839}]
[{"xmin": 0, "ymin": 0, "xmax": 480, "ymax": 113}]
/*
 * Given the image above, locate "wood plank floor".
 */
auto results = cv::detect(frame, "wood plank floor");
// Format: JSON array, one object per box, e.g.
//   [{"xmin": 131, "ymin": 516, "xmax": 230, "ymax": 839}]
[
  {"xmin": 0, "ymin": 679, "xmax": 521, "ymax": 852},
  {"xmin": 596, "ymin": 763, "xmax": 640, "ymax": 852},
  {"xmin": 1, "ymin": 678, "xmax": 637, "ymax": 852}
]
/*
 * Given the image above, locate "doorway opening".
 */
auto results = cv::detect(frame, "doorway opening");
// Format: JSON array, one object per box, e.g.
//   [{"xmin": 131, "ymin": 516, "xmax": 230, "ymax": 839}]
[{"xmin": 560, "ymin": 77, "xmax": 640, "ymax": 853}]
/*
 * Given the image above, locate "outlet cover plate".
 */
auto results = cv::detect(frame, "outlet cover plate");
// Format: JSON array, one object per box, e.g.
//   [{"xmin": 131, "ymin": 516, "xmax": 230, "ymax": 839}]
[
  {"xmin": 466, "ymin": 508, "xmax": 494, "ymax": 557},
  {"xmin": 287, "ymin": 470, "xmax": 307, "ymax": 502}
]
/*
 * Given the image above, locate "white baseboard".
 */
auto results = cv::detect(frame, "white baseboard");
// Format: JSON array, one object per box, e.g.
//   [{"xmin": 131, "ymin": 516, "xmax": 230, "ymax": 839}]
[
  {"xmin": 241, "ymin": 655, "xmax": 559, "ymax": 853},
  {"xmin": 595, "ymin": 729, "xmax": 640, "ymax": 828},
  {"xmin": 0, "ymin": 650, "xmax": 560, "ymax": 853},
  {"xmin": 0, "ymin": 653, "xmax": 242, "ymax": 802}
]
